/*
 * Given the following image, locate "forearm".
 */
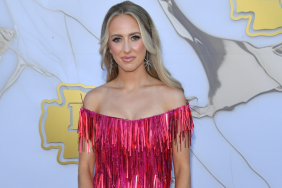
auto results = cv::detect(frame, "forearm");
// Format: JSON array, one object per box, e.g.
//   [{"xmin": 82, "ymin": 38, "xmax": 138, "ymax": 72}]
[
  {"xmin": 174, "ymin": 168, "xmax": 191, "ymax": 188},
  {"xmin": 78, "ymin": 167, "xmax": 94, "ymax": 188}
]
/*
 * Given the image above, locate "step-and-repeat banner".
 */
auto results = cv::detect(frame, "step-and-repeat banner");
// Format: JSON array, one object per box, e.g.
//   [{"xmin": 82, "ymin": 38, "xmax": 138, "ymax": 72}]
[{"xmin": 1, "ymin": 0, "xmax": 282, "ymax": 187}]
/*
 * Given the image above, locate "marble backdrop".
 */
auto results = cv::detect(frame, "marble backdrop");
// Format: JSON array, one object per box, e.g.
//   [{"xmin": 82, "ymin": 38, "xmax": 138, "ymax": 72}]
[{"xmin": 0, "ymin": 0, "xmax": 282, "ymax": 187}]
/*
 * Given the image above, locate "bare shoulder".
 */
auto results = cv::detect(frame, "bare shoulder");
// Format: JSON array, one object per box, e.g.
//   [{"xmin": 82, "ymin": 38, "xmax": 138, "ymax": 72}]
[
  {"xmin": 157, "ymin": 85, "xmax": 186, "ymax": 111},
  {"xmin": 83, "ymin": 84, "xmax": 109, "ymax": 111}
]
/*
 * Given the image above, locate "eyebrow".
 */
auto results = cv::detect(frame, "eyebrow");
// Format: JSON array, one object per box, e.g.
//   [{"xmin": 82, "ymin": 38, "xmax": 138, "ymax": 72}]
[{"xmin": 110, "ymin": 32, "xmax": 141, "ymax": 38}]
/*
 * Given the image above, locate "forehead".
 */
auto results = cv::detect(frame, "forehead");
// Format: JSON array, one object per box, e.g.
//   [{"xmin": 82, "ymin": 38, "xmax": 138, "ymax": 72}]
[{"xmin": 108, "ymin": 14, "xmax": 140, "ymax": 35}]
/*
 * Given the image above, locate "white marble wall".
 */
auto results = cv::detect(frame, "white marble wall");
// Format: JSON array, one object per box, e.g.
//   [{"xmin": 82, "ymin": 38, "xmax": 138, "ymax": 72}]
[{"xmin": 0, "ymin": 0, "xmax": 281, "ymax": 187}]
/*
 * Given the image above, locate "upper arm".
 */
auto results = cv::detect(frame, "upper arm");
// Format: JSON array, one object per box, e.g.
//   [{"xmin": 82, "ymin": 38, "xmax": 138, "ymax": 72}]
[
  {"xmin": 78, "ymin": 88, "xmax": 102, "ymax": 176},
  {"xmin": 172, "ymin": 127, "xmax": 191, "ymax": 173},
  {"xmin": 165, "ymin": 88, "xmax": 191, "ymax": 173}
]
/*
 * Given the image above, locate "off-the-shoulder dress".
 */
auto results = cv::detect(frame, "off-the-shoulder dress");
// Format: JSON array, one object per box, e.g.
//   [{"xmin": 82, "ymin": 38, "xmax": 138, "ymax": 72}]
[{"xmin": 78, "ymin": 101, "xmax": 194, "ymax": 188}]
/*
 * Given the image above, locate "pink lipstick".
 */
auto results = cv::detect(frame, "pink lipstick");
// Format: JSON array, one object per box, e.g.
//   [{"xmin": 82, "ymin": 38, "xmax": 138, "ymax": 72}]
[{"xmin": 121, "ymin": 56, "xmax": 135, "ymax": 62}]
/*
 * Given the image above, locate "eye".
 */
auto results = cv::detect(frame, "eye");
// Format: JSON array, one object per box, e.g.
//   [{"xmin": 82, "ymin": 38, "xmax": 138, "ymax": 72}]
[
  {"xmin": 112, "ymin": 37, "xmax": 121, "ymax": 42},
  {"xmin": 132, "ymin": 35, "xmax": 140, "ymax": 41}
]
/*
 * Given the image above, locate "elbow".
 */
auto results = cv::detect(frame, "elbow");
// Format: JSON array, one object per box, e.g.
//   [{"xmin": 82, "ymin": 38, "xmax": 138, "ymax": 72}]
[
  {"xmin": 175, "ymin": 166, "xmax": 191, "ymax": 179},
  {"xmin": 174, "ymin": 165, "xmax": 191, "ymax": 188},
  {"xmin": 78, "ymin": 165, "xmax": 94, "ymax": 178},
  {"xmin": 78, "ymin": 165, "xmax": 94, "ymax": 188}
]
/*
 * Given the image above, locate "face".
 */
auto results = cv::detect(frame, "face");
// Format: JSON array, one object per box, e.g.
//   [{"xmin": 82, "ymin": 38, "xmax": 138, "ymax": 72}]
[{"xmin": 108, "ymin": 14, "xmax": 147, "ymax": 73}]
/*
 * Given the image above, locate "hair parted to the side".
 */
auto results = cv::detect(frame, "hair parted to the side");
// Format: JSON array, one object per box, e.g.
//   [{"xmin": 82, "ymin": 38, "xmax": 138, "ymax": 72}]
[{"xmin": 99, "ymin": 1, "xmax": 195, "ymax": 102}]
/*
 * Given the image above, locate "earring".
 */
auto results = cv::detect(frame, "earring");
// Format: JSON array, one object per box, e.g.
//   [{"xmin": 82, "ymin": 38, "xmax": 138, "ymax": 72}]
[
  {"xmin": 144, "ymin": 51, "xmax": 151, "ymax": 70},
  {"xmin": 109, "ymin": 57, "xmax": 114, "ymax": 75}
]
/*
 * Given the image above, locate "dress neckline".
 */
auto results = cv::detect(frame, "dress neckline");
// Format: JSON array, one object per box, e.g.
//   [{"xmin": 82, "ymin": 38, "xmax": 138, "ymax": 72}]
[{"xmin": 81, "ymin": 102, "xmax": 190, "ymax": 122}]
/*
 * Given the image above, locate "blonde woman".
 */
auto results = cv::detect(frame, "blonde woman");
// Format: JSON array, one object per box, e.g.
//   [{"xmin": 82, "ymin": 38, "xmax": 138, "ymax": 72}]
[{"xmin": 77, "ymin": 1, "xmax": 194, "ymax": 188}]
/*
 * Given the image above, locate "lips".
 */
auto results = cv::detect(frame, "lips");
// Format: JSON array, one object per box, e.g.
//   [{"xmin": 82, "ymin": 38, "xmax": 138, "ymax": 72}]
[{"xmin": 121, "ymin": 56, "xmax": 135, "ymax": 62}]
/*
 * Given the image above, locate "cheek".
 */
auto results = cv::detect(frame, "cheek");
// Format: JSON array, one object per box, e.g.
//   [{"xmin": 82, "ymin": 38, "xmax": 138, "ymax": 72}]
[
  {"xmin": 132, "ymin": 40, "xmax": 146, "ymax": 55},
  {"xmin": 109, "ymin": 42, "xmax": 122, "ymax": 55}
]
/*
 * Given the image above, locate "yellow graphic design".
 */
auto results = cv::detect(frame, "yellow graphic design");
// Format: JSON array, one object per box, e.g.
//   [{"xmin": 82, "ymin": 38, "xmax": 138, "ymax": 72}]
[
  {"xmin": 39, "ymin": 83, "xmax": 94, "ymax": 165},
  {"xmin": 230, "ymin": 0, "xmax": 282, "ymax": 36}
]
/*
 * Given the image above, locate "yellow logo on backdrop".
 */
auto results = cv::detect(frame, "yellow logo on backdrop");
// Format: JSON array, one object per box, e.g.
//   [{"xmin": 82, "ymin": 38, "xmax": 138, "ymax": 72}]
[
  {"xmin": 230, "ymin": 0, "xmax": 282, "ymax": 36},
  {"xmin": 39, "ymin": 83, "xmax": 94, "ymax": 165}
]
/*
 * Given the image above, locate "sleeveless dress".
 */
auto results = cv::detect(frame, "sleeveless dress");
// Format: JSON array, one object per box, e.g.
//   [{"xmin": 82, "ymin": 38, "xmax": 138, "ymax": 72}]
[{"xmin": 78, "ymin": 102, "xmax": 194, "ymax": 188}]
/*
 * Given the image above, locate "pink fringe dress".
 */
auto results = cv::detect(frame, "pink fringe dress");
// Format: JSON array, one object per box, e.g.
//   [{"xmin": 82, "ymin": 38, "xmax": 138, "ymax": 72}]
[{"xmin": 78, "ymin": 102, "xmax": 194, "ymax": 188}]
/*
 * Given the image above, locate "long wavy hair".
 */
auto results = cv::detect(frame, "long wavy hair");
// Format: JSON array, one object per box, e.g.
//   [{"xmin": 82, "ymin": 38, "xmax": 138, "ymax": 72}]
[{"xmin": 99, "ymin": 1, "xmax": 195, "ymax": 101}]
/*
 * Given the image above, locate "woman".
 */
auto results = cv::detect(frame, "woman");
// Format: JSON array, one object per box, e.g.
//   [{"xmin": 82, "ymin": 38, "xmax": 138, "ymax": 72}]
[{"xmin": 77, "ymin": 1, "xmax": 194, "ymax": 188}]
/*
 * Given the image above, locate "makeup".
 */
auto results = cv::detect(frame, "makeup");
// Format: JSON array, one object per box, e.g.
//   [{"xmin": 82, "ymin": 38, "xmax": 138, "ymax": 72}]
[{"xmin": 121, "ymin": 56, "xmax": 136, "ymax": 62}]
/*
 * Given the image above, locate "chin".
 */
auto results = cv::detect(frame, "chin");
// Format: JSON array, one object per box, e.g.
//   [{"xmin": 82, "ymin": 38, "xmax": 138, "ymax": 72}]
[
  {"xmin": 119, "ymin": 63, "xmax": 143, "ymax": 72},
  {"xmin": 121, "ymin": 67, "xmax": 140, "ymax": 72}
]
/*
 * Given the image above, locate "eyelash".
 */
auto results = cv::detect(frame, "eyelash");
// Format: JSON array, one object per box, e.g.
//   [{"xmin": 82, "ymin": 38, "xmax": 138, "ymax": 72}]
[
  {"xmin": 112, "ymin": 35, "xmax": 140, "ymax": 42},
  {"xmin": 132, "ymin": 35, "xmax": 140, "ymax": 40}
]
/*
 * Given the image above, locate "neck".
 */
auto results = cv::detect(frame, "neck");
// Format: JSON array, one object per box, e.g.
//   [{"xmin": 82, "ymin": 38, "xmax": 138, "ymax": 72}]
[{"xmin": 114, "ymin": 63, "xmax": 151, "ymax": 91}]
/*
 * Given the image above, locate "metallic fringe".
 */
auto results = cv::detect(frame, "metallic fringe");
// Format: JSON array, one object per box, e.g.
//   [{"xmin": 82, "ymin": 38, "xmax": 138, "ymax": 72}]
[{"xmin": 78, "ymin": 103, "xmax": 194, "ymax": 188}]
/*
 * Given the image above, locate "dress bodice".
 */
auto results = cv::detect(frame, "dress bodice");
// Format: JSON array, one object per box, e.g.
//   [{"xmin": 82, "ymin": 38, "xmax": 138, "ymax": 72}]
[{"xmin": 78, "ymin": 103, "xmax": 194, "ymax": 188}]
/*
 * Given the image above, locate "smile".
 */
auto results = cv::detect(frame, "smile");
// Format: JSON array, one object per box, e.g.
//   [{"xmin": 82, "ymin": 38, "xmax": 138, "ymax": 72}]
[{"xmin": 121, "ymin": 56, "xmax": 135, "ymax": 62}]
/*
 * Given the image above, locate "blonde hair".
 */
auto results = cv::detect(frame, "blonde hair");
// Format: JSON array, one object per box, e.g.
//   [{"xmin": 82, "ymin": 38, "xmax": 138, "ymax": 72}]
[{"xmin": 99, "ymin": 1, "xmax": 195, "ymax": 101}]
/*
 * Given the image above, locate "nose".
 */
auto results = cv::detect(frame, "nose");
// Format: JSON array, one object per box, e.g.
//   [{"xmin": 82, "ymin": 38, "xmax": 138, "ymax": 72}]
[{"xmin": 123, "ymin": 39, "xmax": 131, "ymax": 54}]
